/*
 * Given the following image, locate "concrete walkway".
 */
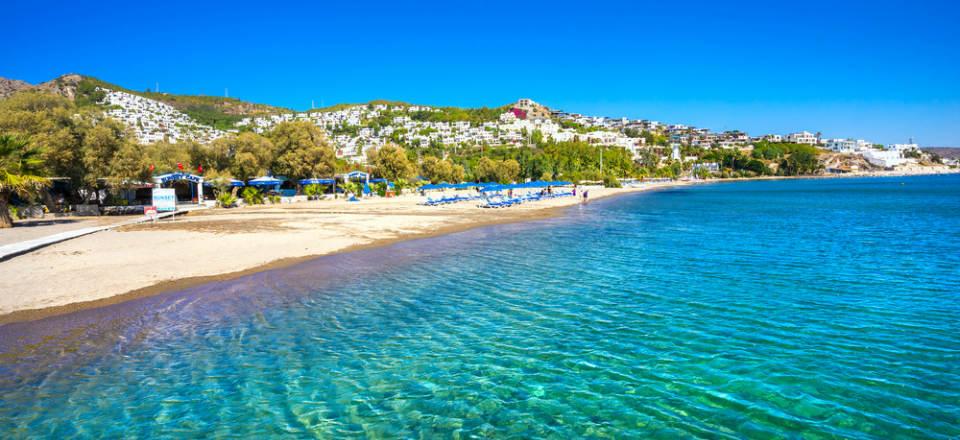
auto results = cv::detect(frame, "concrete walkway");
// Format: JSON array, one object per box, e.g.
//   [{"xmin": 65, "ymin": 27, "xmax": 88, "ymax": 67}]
[{"xmin": 0, "ymin": 207, "xmax": 205, "ymax": 262}]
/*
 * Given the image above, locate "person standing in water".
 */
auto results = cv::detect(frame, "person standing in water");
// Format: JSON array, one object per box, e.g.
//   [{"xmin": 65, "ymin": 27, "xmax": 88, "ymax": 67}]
[{"xmin": 582, "ymin": 189, "xmax": 589, "ymax": 203}]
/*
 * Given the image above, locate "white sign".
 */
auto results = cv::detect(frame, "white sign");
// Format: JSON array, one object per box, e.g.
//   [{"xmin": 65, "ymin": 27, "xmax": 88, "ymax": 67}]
[{"xmin": 152, "ymin": 188, "xmax": 177, "ymax": 212}]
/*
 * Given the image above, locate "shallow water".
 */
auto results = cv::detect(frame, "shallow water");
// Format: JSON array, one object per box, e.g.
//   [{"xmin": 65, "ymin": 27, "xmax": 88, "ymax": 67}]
[{"xmin": 1, "ymin": 175, "xmax": 959, "ymax": 438}]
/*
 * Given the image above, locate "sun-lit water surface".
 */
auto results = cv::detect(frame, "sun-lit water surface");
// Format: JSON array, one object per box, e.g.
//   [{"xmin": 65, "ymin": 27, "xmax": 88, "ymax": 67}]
[{"xmin": 1, "ymin": 175, "xmax": 959, "ymax": 438}]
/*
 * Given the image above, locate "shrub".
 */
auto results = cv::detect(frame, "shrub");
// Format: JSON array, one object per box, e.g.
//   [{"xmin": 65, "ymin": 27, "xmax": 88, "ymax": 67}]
[
  {"xmin": 602, "ymin": 174, "xmax": 622, "ymax": 188},
  {"xmin": 268, "ymin": 194, "xmax": 281, "ymax": 204},
  {"xmin": 216, "ymin": 192, "xmax": 237, "ymax": 208},
  {"xmin": 241, "ymin": 187, "xmax": 264, "ymax": 205},
  {"xmin": 373, "ymin": 182, "xmax": 388, "ymax": 197},
  {"xmin": 303, "ymin": 184, "xmax": 327, "ymax": 200}
]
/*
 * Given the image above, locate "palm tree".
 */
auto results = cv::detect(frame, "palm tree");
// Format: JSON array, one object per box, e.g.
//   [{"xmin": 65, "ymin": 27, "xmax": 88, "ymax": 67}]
[{"xmin": 0, "ymin": 135, "xmax": 49, "ymax": 228}]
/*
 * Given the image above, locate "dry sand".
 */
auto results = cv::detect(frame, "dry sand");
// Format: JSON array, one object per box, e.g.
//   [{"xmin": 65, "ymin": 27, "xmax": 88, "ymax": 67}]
[{"xmin": 0, "ymin": 183, "xmax": 689, "ymax": 323}]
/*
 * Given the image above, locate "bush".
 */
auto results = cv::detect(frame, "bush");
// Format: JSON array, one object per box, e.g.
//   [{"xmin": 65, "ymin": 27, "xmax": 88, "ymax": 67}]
[
  {"xmin": 602, "ymin": 174, "xmax": 621, "ymax": 188},
  {"xmin": 216, "ymin": 192, "xmax": 237, "ymax": 208},
  {"xmin": 241, "ymin": 187, "xmax": 264, "ymax": 205},
  {"xmin": 303, "ymin": 184, "xmax": 327, "ymax": 200},
  {"xmin": 373, "ymin": 182, "xmax": 388, "ymax": 197},
  {"xmin": 268, "ymin": 194, "xmax": 281, "ymax": 204}
]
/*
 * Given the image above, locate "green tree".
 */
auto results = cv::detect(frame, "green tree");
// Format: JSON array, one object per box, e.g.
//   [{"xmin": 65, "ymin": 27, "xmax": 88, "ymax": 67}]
[
  {"xmin": 226, "ymin": 132, "xmax": 275, "ymax": 181},
  {"xmin": 496, "ymin": 159, "xmax": 521, "ymax": 183},
  {"xmin": 108, "ymin": 141, "xmax": 150, "ymax": 188},
  {"xmin": 268, "ymin": 121, "xmax": 335, "ymax": 180},
  {"xmin": 420, "ymin": 155, "xmax": 454, "ymax": 183},
  {"xmin": 449, "ymin": 163, "xmax": 465, "ymax": 183},
  {"xmin": 81, "ymin": 119, "xmax": 128, "ymax": 190},
  {"xmin": 371, "ymin": 143, "xmax": 415, "ymax": 181},
  {"xmin": 473, "ymin": 156, "xmax": 498, "ymax": 182},
  {"xmin": 0, "ymin": 135, "xmax": 50, "ymax": 228}
]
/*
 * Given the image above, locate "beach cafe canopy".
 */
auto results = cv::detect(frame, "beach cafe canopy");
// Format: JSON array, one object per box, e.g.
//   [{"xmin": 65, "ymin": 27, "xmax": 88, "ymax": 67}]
[
  {"xmin": 340, "ymin": 170, "xmax": 370, "ymax": 183},
  {"xmin": 420, "ymin": 182, "xmax": 489, "ymax": 191},
  {"xmin": 153, "ymin": 172, "xmax": 208, "ymax": 202},
  {"xmin": 154, "ymin": 172, "xmax": 203, "ymax": 185},
  {"xmin": 247, "ymin": 176, "xmax": 283, "ymax": 186},
  {"xmin": 298, "ymin": 178, "xmax": 336, "ymax": 185},
  {"xmin": 480, "ymin": 180, "xmax": 573, "ymax": 192},
  {"xmin": 202, "ymin": 178, "xmax": 244, "ymax": 187}
]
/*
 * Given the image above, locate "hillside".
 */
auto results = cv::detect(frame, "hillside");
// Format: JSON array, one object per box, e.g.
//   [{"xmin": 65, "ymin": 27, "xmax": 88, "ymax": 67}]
[
  {"xmin": 0, "ymin": 77, "xmax": 33, "ymax": 98},
  {"xmin": 925, "ymin": 147, "xmax": 960, "ymax": 159},
  {"xmin": 0, "ymin": 74, "xmax": 289, "ymax": 129}
]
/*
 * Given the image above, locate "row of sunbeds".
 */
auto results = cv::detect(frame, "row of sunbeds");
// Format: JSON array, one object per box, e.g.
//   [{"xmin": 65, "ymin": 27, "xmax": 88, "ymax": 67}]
[
  {"xmin": 420, "ymin": 194, "xmax": 482, "ymax": 206},
  {"xmin": 479, "ymin": 190, "xmax": 574, "ymax": 208}
]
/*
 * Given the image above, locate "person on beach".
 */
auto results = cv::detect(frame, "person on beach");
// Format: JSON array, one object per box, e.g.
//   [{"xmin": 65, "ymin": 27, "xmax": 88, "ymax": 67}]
[{"xmin": 582, "ymin": 189, "xmax": 589, "ymax": 203}]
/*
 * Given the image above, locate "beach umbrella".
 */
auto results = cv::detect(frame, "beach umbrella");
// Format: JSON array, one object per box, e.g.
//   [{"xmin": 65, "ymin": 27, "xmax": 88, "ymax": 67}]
[
  {"xmin": 299, "ymin": 178, "xmax": 335, "ymax": 185},
  {"xmin": 248, "ymin": 176, "xmax": 283, "ymax": 186}
]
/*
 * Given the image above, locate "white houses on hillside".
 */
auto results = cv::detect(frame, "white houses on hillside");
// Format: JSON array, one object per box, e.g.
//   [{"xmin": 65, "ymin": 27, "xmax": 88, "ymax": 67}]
[{"xmin": 825, "ymin": 138, "xmax": 874, "ymax": 153}]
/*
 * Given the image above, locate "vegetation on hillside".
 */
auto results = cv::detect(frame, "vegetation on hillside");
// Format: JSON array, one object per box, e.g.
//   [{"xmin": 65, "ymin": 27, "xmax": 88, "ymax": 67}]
[{"xmin": 0, "ymin": 88, "xmax": 842, "ymax": 221}]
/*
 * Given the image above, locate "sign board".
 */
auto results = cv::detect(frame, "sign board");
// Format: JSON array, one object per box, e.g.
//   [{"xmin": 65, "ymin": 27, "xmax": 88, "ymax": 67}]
[{"xmin": 152, "ymin": 188, "xmax": 177, "ymax": 212}]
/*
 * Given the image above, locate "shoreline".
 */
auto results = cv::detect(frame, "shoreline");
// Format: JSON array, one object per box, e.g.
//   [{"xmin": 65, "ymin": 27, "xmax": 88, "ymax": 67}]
[
  {"xmin": 1, "ymin": 169, "xmax": 955, "ymax": 325},
  {"xmin": 0, "ymin": 182, "xmax": 691, "ymax": 325}
]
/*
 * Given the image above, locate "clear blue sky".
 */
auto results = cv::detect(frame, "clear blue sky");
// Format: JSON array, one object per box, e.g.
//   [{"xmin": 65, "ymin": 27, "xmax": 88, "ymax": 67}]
[{"xmin": 4, "ymin": 0, "xmax": 959, "ymax": 145}]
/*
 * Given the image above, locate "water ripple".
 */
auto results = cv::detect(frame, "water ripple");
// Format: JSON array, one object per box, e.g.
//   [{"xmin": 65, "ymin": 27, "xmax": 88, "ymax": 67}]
[{"xmin": 1, "ymin": 175, "xmax": 959, "ymax": 438}]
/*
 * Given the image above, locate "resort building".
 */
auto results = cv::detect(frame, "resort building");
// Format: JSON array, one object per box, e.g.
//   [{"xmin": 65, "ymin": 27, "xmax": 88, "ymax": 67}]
[
  {"xmin": 863, "ymin": 149, "xmax": 905, "ymax": 168},
  {"xmin": 786, "ymin": 131, "xmax": 818, "ymax": 145},
  {"xmin": 886, "ymin": 143, "xmax": 919, "ymax": 152},
  {"xmin": 825, "ymin": 139, "xmax": 873, "ymax": 153}
]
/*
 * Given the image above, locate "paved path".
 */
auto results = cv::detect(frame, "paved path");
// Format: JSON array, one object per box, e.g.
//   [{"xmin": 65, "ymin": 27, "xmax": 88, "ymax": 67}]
[{"xmin": 0, "ymin": 208, "xmax": 205, "ymax": 262}]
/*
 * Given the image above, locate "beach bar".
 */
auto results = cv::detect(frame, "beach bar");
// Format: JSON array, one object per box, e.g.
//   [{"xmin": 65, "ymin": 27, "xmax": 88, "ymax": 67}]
[{"xmin": 153, "ymin": 172, "xmax": 206, "ymax": 203}]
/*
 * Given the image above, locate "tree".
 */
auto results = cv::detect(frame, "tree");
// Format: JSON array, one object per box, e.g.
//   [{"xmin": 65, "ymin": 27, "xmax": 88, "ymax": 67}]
[
  {"xmin": 473, "ymin": 156, "xmax": 498, "ymax": 182},
  {"xmin": 226, "ymin": 132, "xmax": 275, "ymax": 181},
  {"xmin": 450, "ymin": 163, "xmax": 465, "ymax": 183},
  {"xmin": 371, "ymin": 143, "xmax": 415, "ymax": 181},
  {"xmin": 0, "ymin": 135, "xmax": 50, "ymax": 228},
  {"xmin": 420, "ymin": 155, "xmax": 453, "ymax": 183},
  {"xmin": 81, "ymin": 119, "xmax": 128, "ymax": 190},
  {"xmin": 0, "ymin": 91, "xmax": 89, "ymax": 201},
  {"xmin": 108, "ymin": 141, "xmax": 150, "ymax": 188},
  {"xmin": 268, "ymin": 121, "xmax": 335, "ymax": 180},
  {"xmin": 496, "ymin": 159, "xmax": 521, "ymax": 183}
]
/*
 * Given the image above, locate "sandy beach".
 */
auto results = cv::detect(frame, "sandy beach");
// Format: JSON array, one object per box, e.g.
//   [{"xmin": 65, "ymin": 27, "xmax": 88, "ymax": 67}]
[
  {"xmin": 0, "ymin": 182, "xmax": 691, "ymax": 323},
  {"xmin": 3, "ymin": 167, "xmax": 956, "ymax": 324}
]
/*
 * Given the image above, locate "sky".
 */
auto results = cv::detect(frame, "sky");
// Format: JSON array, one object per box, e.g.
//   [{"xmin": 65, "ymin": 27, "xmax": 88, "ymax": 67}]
[{"xmin": 3, "ymin": 0, "xmax": 959, "ymax": 145}]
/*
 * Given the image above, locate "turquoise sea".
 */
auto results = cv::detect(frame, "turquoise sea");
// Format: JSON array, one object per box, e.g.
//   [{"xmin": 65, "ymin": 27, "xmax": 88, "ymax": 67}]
[{"xmin": 1, "ymin": 175, "xmax": 959, "ymax": 438}]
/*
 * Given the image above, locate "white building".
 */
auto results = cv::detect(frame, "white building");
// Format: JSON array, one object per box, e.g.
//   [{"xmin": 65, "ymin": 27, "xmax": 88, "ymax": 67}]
[
  {"xmin": 887, "ymin": 143, "xmax": 918, "ymax": 152},
  {"xmin": 763, "ymin": 134, "xmax": 783, "ymax": 142},
  {"xmin": 825, "ymin": 138, "xmax": 874, "ymax": 153},
  {"xmin": 863, "ymin": 149, "xmax": 905, "ymax": 168},
  {"xmin": 786, "ymin": 131, "xmax": 818, "ymax": 145}
]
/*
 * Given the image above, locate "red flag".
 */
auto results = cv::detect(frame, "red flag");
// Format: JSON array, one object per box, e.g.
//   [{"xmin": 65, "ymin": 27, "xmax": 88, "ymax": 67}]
[
  {"xmin": 149, "ymin": 164, "xmax": 155, "ymax": 172},
  {"xmin": 197, "ymin": 164, "xmax": 203, "ymax": 174},
  {"xmin": 177, "ymin": 162, "xmax": 183, "ymax": 171}
]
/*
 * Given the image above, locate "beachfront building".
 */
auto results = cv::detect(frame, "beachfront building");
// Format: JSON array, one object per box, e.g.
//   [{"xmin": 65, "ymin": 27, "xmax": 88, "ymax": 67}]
[
  {"xmin": 863, "ymin": 149, "xmax": 905, "ymax": 168},
  {"xmin": 786, "ymin": 131, "xmax": 818, "ymax": 145}
]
